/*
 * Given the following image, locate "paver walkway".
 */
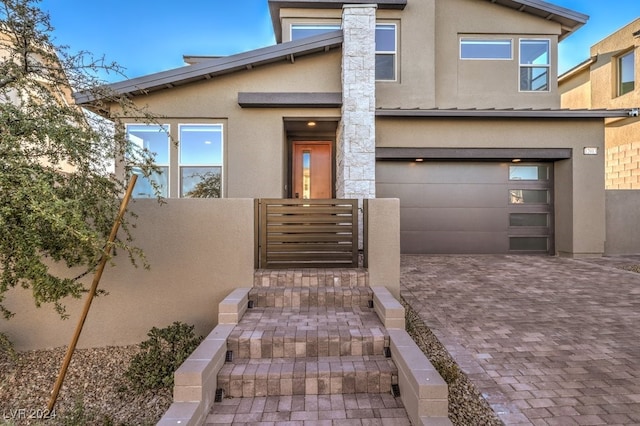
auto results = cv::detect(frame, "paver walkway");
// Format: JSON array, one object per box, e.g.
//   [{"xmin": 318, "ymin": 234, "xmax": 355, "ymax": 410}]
[{"xmin": 401, "ymin": 255, "xmax": 640, "ymax": 426}]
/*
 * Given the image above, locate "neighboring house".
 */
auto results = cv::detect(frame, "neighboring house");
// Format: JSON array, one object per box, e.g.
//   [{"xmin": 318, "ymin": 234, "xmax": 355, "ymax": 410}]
[
  {"xmin": 560, "ymin": 18, "xmax": 640, "ymax": 189},
  {"xmin": 77, "ymin": 0, "xmax": 633, "ymax": 258}
]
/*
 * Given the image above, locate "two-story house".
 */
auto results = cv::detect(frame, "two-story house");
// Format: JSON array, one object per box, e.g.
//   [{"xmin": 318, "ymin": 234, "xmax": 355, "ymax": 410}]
[
  {"xmin": 77, "ymin": 0, "xmax": 631, "ymax": 258},
  {"xmin": 560, "ymin": 17, "xmax": 640, "ymax": 189}
]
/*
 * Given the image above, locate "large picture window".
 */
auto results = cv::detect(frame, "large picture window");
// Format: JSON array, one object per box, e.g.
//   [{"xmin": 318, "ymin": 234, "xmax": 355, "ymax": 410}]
[
  {"xmin": 126, "ymin": 124, "xmax": 170, "ymax": 198},
  {"xmin": 460, "ymin": 38, "xmax": 512, "ymax": 60},
  {"xmin": 519, "ymin": 39, "xmax": 550, "ymax": 91},
  {"xmin": 618, "ymin": 50, "xmax": 635, "ymax": 96},
  {"xmin": 291, "ymin": 24, "xmax": 340, "ymax": 40},
  {"xmin": 179, "ymin": 124, "xmax": 223, "ymax": 198}
]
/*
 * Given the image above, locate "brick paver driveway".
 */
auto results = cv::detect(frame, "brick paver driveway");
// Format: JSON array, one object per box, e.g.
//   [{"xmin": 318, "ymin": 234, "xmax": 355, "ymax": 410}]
[{"xmin": 401, "ymin": 255, "xmax": 640, "ymax": 425}]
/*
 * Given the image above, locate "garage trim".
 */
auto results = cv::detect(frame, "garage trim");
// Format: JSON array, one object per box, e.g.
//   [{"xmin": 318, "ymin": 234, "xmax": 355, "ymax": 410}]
[{"xmin": 376, "ymin": 147, "xmax": 572, "ymax": 161}]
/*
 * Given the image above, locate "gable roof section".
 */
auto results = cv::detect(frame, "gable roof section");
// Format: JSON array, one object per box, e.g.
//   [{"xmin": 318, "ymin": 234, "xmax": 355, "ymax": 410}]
[
  {"xmin": 75, "ymin": 30, "xmax": 343, "ymax": 104},
  {"xmin": 487, "ymin": 0, "xmax": 587, "ymax": 40}
]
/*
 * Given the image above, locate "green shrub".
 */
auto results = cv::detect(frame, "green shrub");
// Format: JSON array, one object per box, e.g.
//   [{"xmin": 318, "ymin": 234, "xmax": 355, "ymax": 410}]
[
  {"xmin": 124, "ymin": 322, "xmax": 203, "ymax": 393},
  {"xmin": 0, "ymin": 332, "xmax": 16, "ymax": 362}
]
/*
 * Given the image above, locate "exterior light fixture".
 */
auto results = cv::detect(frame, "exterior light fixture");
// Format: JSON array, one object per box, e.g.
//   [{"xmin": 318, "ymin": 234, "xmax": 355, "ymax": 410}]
[
  {"xmin": 415, "ymin": 158, "xmax": 424, "ymax": 162},
  {"xmin": 512, "ymin": 159, "xmax": 522, "ymax": 163},
  {"xmin": 307, "ymin": 121, "xmax": 317, "ymax": 127}
]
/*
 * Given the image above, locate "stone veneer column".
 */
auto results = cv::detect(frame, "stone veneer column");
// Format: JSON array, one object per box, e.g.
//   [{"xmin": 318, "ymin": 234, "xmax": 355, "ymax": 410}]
[{"xmin": 336, "ymin": 4, "xmax": 377, "ymax": 200}]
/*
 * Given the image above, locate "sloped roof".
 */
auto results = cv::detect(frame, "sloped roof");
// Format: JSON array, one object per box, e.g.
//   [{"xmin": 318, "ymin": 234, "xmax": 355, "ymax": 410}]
[
  {"xmin": 484, "ymin": 0, "xmax": 587, "ymax": 40},
  {"xmin": 74, "ymin": 30, "xmax": 343, "ymax": 104}
]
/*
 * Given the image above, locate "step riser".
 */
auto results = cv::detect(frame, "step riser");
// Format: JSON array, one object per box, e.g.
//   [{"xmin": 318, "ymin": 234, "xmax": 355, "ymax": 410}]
[
  {"xmin": 254, "ymin": 270, "xmax": 369, "ymax": 288},
  {"xmin": 217, "ymin": 361, "xmax": 396, "ymax": 398},
  {"xmin": 226, "ymin": 335, "xmax": 389, "ymax": 359},
  {"xmin": 249, "ymin": 289, "xmax": 372, "ymax": 309}
]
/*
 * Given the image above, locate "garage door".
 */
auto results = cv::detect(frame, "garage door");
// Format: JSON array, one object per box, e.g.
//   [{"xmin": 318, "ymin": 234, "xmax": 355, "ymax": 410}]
[{"xmin": 376, "ymin": 161, "xmax": 554, "ymax": 254}]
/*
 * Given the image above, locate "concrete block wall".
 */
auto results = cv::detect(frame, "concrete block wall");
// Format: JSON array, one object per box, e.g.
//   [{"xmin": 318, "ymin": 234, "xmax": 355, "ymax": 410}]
[{"xmin": 606, "ymin": 141, "xmax": 640, "ymax": 189}]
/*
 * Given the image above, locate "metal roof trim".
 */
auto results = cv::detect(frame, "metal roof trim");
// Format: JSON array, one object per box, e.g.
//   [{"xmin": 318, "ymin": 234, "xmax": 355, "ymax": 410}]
[{"xmin": 376, "ymin": 108, "xmax": 630, "ymax": 118}]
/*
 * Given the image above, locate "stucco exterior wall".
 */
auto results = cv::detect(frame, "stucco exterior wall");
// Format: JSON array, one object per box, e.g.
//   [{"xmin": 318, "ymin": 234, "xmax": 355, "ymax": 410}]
[
  {"xmin": 559, "ymin": 67, "xmax": 592, "ymax": 109},
  {"xmin": 376, "ymin": 117, "xmax": 606, "ymax": 256},
  {"xmin": 605, "ymin": 189, "xmax": 640, "ymax": 254},
  {"xmin": 588, "ymin": 18, "xmax": 640, "ymax": 110},
  {"xmin": 367, "ymin": 198, "xmax": 400, "ymax": 299},
  {"xmin": 2, "ymin": 199, "xmax": 255, "ymax": 351},
  {"xmin": 112, "ymin": 51, "xmax": 342, "ymax": 199}
]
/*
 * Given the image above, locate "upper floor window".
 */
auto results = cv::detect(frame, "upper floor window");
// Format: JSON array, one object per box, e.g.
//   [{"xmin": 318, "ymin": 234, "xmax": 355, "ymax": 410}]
[
  {"xmin": 291, "ymin": 24, "xmax": 340, "ymax": 40},
  {"xmin": 460, "ymin": 38, "xmax": 512, "ymax": 60},
  {"xmin": 618, "ymin": 50, "xmax": 635, "ymax": 96},
  {"xmin": 126, "ymin": 124, "xmax": 170, "ymax": 198},
  {"xmin": 179, "ymin": 124, "xmax": 223, "ymax": 198},
  {"xmin": 375, "ymin": 24, "xmax": 397, "ymax": 81},
  {"xmin": 290, "ymin": 23, "xmax": 397, "ymax": 82},
  {"xmin": 519, "ymin": 39, "xmax": 550, "ymax": 92}
]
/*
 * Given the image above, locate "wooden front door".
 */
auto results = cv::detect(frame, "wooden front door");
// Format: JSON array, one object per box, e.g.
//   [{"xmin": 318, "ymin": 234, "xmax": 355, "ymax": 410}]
[{"xmin": 292, "ymin": 141, "xmax": 332, "ymax": 199}]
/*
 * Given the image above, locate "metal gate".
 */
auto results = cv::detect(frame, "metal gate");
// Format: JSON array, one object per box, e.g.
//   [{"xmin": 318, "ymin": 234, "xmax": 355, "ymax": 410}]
[{"xmin": 255, "ymin": 199, "xmax": 359, "ymax": 268}]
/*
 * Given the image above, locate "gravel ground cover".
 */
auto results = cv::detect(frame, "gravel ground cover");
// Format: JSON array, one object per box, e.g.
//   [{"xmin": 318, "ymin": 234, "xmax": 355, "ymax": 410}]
[{"xmin": 0, "ymin": 345, "xmax": 171, "ymax": 425}]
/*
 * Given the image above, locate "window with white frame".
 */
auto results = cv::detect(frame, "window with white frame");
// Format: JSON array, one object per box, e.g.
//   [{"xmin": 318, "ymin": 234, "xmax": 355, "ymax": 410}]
[
  {"xmin": 291, "ymin": 24, "xmax": 341, "ymax": 40},
  {"xmin": 375, "ymin": 24, "xmax": 396, "ymax": 81},
  {"xmin": 179, "ymin": 124, "xmax": 223, "ymax": 198},
  {"xmin": 519, "ymin": 39, "xmax": 550, "ymax": 91},
  {"xmin": 460, "ymin": 38, "xmax": 512, "ymax": 60},
  {"xmin": 618, "ymin": 50, "xmax": 635, "ymax": 96},
  {"xmin": 290, "ymin": 23, "xmax": 397, "ymax": 81},
  {"xmin": 126, "ymin": 124, "xmax": 170, "ymax": 198}
]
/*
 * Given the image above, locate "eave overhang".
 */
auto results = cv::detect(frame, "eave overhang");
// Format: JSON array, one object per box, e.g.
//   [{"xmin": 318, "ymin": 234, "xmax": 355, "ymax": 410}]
[
  {"xmin": 75, "ymin": 30, "xmax": 344, "ymax": 105},
  {"xmin": 558, "ymin": 56, "xmax": 597, "ymax": 83},
  {"xmin": 485, "ymin": 0, "xmax": 588, "ymax": 41},
  {"xmin": 268, "ymin": 0, "xmax": 407, "ymax": 43},
  {"xmin": 238, "ymin": 92, "xmax": 342, "ymax": 108},
  {"xmin": 376, "ymin": 108, "xmax": 631, "ymax": 119}
]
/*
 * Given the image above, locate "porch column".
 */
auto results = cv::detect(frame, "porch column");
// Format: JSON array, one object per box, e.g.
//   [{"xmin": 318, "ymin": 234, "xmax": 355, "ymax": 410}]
[{"xmin": 336, "ymin": 4, "xmax": 377, "ymax": 200}]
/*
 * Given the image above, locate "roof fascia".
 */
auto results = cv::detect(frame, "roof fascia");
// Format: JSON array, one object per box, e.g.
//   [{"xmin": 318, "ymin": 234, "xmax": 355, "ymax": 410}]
[
  {"xmin": 75, "ymin": 30, "xmax": 343, "ymax": 104},
  {"xmin": 376, "ymin": 108, "xmax": 630, "ymax": 119}
]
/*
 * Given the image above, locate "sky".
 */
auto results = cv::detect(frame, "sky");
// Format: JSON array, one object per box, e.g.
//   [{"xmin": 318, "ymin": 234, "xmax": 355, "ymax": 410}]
[{"xmin": 37, "ymin": 0, "xmax": 640, "ymax": 82}]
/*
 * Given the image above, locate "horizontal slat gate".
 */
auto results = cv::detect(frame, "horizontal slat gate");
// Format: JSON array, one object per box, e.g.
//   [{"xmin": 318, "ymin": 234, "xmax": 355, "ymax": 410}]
[{"xmin": 257, "ymin": 199, "xmax": 358, "ymax": 268}]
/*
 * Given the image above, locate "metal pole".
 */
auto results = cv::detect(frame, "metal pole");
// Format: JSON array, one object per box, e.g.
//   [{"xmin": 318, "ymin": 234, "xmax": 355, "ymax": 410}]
[{"xmin": 47, "ymin": 175, "xmax": 137, "ymax": 412}]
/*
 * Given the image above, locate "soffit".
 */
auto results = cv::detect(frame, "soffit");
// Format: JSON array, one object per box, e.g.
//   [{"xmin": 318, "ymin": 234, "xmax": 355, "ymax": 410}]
[
  {"xmin": 75, "ymin": 31, "xmax": 343, "ymax": 105},
  {"xmin": 486, "ymin": 0, "xmax": 588, "ymax": 40}
]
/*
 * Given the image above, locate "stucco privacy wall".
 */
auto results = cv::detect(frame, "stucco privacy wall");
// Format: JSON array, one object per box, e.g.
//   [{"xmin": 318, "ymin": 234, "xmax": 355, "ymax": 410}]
[
  {"xmin": 376, "ymin": 117, "xmax": 607, "ymax": 257},
  {"xmin": 605, "ymin": 190, "xmax": 640, "ymax": 255},
  {"xmin": 1, "ymin": 199, "xmax": 400, "ymax": 350},
  {"xmin": 2, "ymin": 199, "xmax": 254, "ymax": 351}
]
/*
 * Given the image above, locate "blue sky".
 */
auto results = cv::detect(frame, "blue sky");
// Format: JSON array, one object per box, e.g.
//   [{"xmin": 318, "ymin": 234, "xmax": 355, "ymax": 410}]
[{"xmin": 39, "ymin": 0, "xmax": 640, "ymax": 82}]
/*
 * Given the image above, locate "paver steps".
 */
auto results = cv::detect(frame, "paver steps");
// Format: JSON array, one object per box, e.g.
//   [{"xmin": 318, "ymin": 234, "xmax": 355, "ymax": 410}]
[{"xmin": 214, "ymin": 268, "xmax": 398, "ymax": 402}]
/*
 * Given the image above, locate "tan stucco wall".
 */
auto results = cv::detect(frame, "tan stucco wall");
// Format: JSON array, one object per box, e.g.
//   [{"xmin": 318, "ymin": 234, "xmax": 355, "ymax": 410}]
[
  {"xmin": 366, "ymin": 198, "xmax": 400, "ymax": 299},
  {"xmin": 275, "ymin": 0, "xmax": 563, "ymax": 110},
  {"xmin": 1, "ymin": 199, "xmax": 255, "ymax": 351},
  {"xmin": 376, "ymin": 117, "xmax": 606, "ymax": 257},
  {"xmin": 588, "ymin": 18, "xmax": 640, "ymax": 110},
  {"xmin": 559, "ymin": 67, "xmax": 592, "ymax": 109},
  {"xmin": 113, "ymin": 51, "xmax": 342, "ymax": 199},
  {"xmin": 605, "ymin": 189, "xmax": 640, "ymax": 254},
  {"xmin": 433, "ymin": 0, "xmax": 561, "ymax": 109}
]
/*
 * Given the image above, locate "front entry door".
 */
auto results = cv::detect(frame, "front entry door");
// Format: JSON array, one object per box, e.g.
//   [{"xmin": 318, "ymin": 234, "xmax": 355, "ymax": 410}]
[{"xmin": 292, "ymin": 141, "xmax": 332, "ymax": 199}]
